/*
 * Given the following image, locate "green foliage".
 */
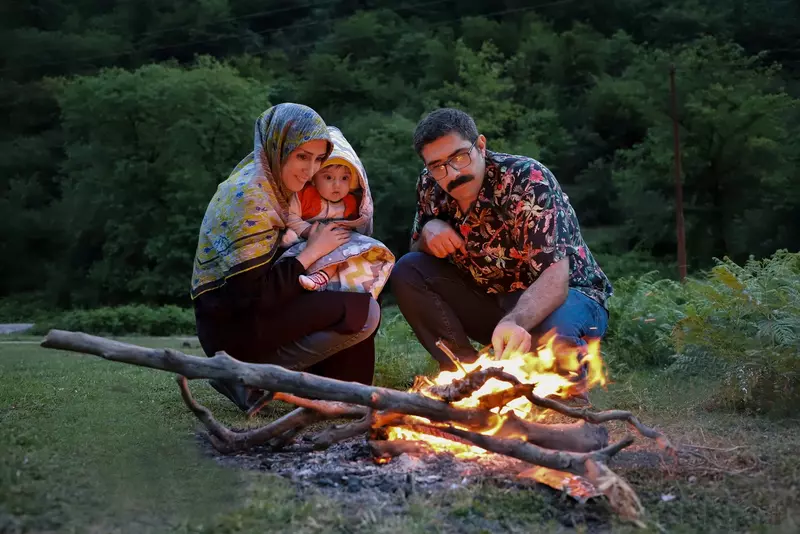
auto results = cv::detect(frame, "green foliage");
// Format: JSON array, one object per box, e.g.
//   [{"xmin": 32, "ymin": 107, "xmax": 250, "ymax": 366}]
[
  {"xmin": 339, "ymin": 112, "xmax": 421, "ymax": 253},
  {"xmin": 594, "ymin": 250, "xmax": 674, "ymax": 284},
  {"xmin": 0, "ymin": 292, "xmax": 55, "ymax": 323},
  {"xmin": 605, "ymin": 250, "xmax": 800, "ymax": 416},
  {"xmin": 0, "ymin": 1, "xmax": 799, "ymax": 308},
  {"xmin": 52, "ymin": 57, "xmax": 266, "ymax": 306},
  {"xmin": 374, "ymin": 306, "xmax": 439, "ymax": 390},
  {"xmin": 32, "ymin": 305, "xmax": 195, "ymax": 336},
  {"xmin": 430, "ymin": 39, "xmax": 522, "ymax": 141},
  {"xmin": 610, "ymin": 38, "xmax": 799, "ymax": 263},
  {"xmin": 582, "ymin": 225, "xmax": 675, "ymax": 282},
  {"xmin": 670, "ymin": 250, "xmax": 800, "ymax": 415},
  {"xmin": 605, "ymin": 273, "xmax": 686, "ymax": 371}
]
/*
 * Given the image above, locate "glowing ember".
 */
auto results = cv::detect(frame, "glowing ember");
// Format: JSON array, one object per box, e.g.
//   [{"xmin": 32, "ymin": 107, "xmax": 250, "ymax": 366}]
[
  {"xmin": 518, "ymin": 466, "xmax": 602, "ymax": 501},
  {"xmin": 387, "ymin": 424, "xmax": 487, "ymax": 458},
  {"xmin": 384, "ymin": 329, "xmax": 608, "ymax": 458}
]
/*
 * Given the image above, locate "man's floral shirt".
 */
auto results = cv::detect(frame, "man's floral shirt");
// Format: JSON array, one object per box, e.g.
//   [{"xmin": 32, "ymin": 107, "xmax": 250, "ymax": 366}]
[{"xmin": 411, "ymin": 150, "xmax": 613, "ymax": 308}]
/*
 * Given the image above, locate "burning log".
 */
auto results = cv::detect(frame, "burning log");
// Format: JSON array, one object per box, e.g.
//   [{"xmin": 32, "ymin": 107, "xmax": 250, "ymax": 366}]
[
  {"xmin": 522, "ymin": 391, "xmax": 676, "ymax": 454},
  {"xmin": 40, "ymin": 329, "xmax": 660, "ymax": 458},
  {"xmin": 379, "ymin": 412, "xmax": 609, "ymax": 453},
  {"xmin": 40, "ymin": 329, "xmax": 673, "ymax": 527},
  {"xmin": 426, "ymin": 367, "xmax": 521, "ymax": 402},
  {"xmin": 271, "ymin": 392, "xmax": 369, "ymax": 418},
  {"xmin": 427, "ymin": 340, "xmax": 672, "ymax": 454},
  {"xmin": 494, "ymin": 414, "xmax": 610, "ymax": 453},
  {"xmin": 419, "ymin": 423, "xmax": 635, "ymax": 475}
]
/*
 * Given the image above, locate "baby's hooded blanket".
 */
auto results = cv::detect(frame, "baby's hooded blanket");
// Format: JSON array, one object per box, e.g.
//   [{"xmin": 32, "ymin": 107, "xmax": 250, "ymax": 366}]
[{"xmin": 278, "ymin": 126, "xmax": 394, "ymax": 299}]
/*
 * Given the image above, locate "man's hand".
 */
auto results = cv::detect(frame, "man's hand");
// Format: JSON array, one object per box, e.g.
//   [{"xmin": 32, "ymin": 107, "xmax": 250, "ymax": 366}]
[
  {"xmin": 420, "ymin": 219, "xmax": 466, "ymax": 258},
  {"xmin": 491, "ymin": 319, "xmax": 532, "ymax": 359}
]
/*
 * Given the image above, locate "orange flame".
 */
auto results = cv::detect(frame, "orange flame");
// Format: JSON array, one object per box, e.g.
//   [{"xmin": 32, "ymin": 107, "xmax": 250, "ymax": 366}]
[{"xmin": 384, "ymin": 329, "xmax": 607, "ymax": 458}]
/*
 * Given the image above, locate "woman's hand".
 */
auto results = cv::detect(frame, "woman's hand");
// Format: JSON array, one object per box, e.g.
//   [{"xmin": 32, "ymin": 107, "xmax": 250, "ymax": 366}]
[{"xmin": 296, "ymin": 222, "xmax": 351, "ymax": 269}]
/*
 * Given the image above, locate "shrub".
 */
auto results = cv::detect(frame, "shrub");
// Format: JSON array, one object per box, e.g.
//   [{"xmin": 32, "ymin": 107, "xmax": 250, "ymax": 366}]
[
  {"xmin": 604, "ymin": 250, "xmax": 800, "ymax": 415},
  {"xmin": 32, "ymin": 305, "xmax": 195, "ymax": 336},
  {"xmin": 604, "ymin": 272, "xmax": 686, "ymax": 371},
  {"xmin": 669, "ymin": 250, "xmax": 800, "ymax": 416},
  {"xmin": 0, "ymin": 292, "xmax": 56, "ymax": 323}
]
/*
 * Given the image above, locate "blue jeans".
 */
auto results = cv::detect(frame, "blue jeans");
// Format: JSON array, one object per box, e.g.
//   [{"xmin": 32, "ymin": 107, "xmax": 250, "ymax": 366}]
[{"xmin": 390, "ymin": 252, "xmax": 609, "ymax": 371}]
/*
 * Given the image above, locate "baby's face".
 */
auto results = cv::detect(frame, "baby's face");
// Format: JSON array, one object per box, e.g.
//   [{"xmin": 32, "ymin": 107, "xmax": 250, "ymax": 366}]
[{"xmin": 313, "ymin": 165, "xmax": 351, "ymax": 202}]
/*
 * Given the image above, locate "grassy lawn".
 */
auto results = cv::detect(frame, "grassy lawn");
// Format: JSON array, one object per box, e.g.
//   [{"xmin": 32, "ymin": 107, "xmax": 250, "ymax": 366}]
[{"xmin": 1, "ymin": 316, "xmax": 798, "ymax": 533}]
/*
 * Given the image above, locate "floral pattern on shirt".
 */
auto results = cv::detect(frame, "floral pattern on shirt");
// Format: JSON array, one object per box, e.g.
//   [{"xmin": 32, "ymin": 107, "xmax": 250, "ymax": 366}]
[{"xmin": 411, "ymin": 150, "xmax": 613, "ymax": 308}]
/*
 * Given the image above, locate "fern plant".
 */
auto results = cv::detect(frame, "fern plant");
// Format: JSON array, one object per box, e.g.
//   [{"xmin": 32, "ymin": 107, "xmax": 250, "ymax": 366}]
[
  {"xmin": 669, "ymin": 250, "xmax": 800, "ymax": 415},
  {"xmin": 605, "ymin": 272, "xmax": 686, "ymax": 370}
]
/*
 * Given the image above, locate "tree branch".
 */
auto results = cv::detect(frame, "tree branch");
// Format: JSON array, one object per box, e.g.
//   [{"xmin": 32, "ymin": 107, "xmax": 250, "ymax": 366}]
[
  {"xmin": 41, "ymin": 329, "xmax": 498, "ymax": 430},
  {"xmin": 176, "ymin": 376, "xmax": 321, "ymax": 453},
  {"xmin": 304, "ymin": 416, "xmax": 374, "ymax": 450}
]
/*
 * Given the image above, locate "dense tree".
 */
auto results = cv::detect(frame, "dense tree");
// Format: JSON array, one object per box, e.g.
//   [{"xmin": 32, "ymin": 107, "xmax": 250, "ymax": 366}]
[{"xmin": 0, "ymin": 0, "xmax": 798, "ymax": 306}]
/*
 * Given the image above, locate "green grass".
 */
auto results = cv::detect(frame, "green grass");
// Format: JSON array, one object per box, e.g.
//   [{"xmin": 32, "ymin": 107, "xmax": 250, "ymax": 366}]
[{"xmin": 1, "ymin": 321, "xmax": 798, "ymax": 533}]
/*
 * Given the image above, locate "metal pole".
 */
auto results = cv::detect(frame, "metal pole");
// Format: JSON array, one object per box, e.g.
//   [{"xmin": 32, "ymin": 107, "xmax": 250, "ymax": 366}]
[{"xmin": 670, "ymin": 64, "xmax": 688, "ymax": 281}]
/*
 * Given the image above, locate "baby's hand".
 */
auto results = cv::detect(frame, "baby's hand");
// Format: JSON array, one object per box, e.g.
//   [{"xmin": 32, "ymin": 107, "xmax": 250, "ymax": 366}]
[{"xmin": 281, "ymin": 229, "xmax": 300, "ymax": 247}]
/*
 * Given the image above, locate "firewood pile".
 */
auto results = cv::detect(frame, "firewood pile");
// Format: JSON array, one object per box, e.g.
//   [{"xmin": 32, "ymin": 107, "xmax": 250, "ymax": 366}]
[{"xmin": 41, "ymin": 329, "xmax": 676, "ymax": 527}]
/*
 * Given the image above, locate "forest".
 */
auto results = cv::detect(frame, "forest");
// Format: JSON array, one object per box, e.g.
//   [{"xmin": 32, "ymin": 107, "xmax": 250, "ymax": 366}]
[{"xmin": 1, "ymin": 0, "xmax": 798, "ymax": 308}]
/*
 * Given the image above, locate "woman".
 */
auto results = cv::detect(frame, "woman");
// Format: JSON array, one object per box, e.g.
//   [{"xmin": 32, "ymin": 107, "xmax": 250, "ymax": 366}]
[{"xmin": 190, "ymin": 103, "xmax": 380, "ymax": 411}]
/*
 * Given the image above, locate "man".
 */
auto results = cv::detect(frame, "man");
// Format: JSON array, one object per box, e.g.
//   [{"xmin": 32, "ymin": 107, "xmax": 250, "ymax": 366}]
[{"xmin": 391, "ymin": 108, "xmax": 612, "ymax": 375}]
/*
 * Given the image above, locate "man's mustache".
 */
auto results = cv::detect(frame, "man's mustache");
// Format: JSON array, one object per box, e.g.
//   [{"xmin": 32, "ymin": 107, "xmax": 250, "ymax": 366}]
[{"xmin": 447, "ymin": 174, "xmax": 475, "ymax": 192}]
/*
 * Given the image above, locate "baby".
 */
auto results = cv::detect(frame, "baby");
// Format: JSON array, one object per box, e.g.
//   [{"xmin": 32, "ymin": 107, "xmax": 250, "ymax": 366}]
[
  {"xmin": 282, "ymin": 160, "xmax": 360, "ymax": 291},
  {"xmin": 278, "ymin": 125, "xmax": 394, "ymax": 301}
]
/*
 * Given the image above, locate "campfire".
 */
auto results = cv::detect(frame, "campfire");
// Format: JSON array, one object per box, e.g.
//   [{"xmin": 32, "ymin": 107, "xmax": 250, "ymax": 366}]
[
  {"xmin": 375, "ymin": 333, "xmax": 607, "ymax": 460},
  {"xmin": 41, "ymin": 329, "xmax": 675, "ymax": 527}
]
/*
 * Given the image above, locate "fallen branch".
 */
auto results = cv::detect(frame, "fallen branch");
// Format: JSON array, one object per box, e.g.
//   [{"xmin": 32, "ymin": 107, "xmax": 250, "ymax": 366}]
[
  {"xmin": 476, "ymin": 384, "xmax": 531, "ymax": 410},
  {"xmin": 44, "ymin": 330, "xmax": 639, "ymax": 456},
  {"xmin": 305, "ymin": 416, "xmax": 374, "ymax": 450},
  {"xmin": 272, "ymin": 393, "xmax": 369, "ymax": 418},
  {"xmin": 177, "ymin": 376, "xmax": 321, "ymax": 453},
  {"xmin": 42, "ymin": 329, "xmax": 498, "ymax": 430},
  {"xmin": 585, "ymin": 459, "xmax": 646, "ymax": 528},
  {"xmin": 41, "ymin": 328, "xmax": 663, "ymax": 526},
  {"xmin": 369, "ymin": 416, "xmax": 483, "ymax": 450},
  {"xmin": 377, "ymin": 412, "xmax": 609, "ymax": 453},
  {"xmin": 246, "ymin": 391, "xmax": 274, "ymax": 418}
]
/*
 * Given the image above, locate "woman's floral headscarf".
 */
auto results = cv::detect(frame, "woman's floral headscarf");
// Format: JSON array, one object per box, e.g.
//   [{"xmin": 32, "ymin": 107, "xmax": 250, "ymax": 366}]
[{"xmin": 191, "ymin": 103, "xmax": 332, "ymax": 299}]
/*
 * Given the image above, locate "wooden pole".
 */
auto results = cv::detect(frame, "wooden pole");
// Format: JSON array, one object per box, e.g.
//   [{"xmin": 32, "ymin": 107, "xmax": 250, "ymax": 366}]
[{"xmin": 670, "ymin": 64, "xmax": 688, "ymax": 281}]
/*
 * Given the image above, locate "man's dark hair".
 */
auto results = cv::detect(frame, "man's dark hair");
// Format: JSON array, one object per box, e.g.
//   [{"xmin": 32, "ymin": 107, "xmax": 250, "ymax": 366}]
[{"xmin": 413, "ymin": 108, "xmax": 479, "ymax": 157}]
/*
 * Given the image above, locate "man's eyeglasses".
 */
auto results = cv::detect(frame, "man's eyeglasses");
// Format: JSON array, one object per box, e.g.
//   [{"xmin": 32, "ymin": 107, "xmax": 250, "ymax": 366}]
[{"xmin": 425, "ymin": 139, "xmax": 477, "ymax": 181}]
